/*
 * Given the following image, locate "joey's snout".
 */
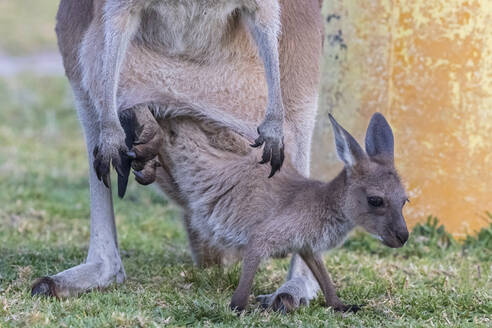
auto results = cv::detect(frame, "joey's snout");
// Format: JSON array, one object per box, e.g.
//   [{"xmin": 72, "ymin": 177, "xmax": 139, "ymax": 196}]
[
  {"xmin": 396, "ymin": 229, "xmax": 409, "ymax": 246},
  {"xmin": 382, "ymin": 229, "xmax": 408, "ymax": 248},
  {"xmin": 385, "ymin": 215, "xmax": 409, "ymax": 248}
]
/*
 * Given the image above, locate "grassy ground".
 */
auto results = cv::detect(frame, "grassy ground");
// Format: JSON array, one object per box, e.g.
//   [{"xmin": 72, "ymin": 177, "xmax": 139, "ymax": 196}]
[
  {"xmin": 0, "ymin": 4, "xmax": 491, "ymax": 327},
  {"xmin": 0, "ymin": 75, "xmax": 491, "ymax": 327},
  {"xmin": 0, "ymin": 1, "xmax": 59, "ymax": 55}
]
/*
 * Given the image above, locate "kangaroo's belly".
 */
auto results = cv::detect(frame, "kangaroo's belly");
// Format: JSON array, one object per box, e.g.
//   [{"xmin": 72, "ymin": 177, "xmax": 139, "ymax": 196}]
[
  {"xmin": 117, "ymin": 0, "xmax": 268, "ymax": 125},
  {"xmin": 135, "ymin": 0, "xmax": 251, "ymax": 60}
]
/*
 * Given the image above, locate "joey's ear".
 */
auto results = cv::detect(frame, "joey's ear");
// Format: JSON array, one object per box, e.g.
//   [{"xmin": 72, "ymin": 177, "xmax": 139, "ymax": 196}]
[
  {"xmin": 329, "ymin": 114, "xmax": 366, "ymax": 168},
  {"xmin": 365, "ymin": 112, "xmax": 394, "ymax": 159}
]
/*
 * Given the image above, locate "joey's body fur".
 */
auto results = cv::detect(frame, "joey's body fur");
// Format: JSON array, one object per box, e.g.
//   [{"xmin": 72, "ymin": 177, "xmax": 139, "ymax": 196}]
[
  {"xmin": 32, "ymin": 0, "xmax": 326, "ymax": 309},
  {"xmin": 157, "ymin": 118, "xmax": 355, "ymax": 256},
  {"xmin": 152, "ymin": 113, "xmax": 409, "ymax": 311}
]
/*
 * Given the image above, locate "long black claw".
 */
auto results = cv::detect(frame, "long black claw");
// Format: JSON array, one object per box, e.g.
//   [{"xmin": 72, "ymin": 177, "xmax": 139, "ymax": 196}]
[
  {"xmin": 268, "ymin": 162, "xmax": 281, "ymax": 178},
  {"xmin": 115, "ymin": 163, "xmax": 124, "ymax": 178},
  {"xmin": 268, "ymin": 143, "xmax": 285, "ymax": 178},
  {"xmin": 116, "ymin": 152, "xmax": 131, "ymax": 198},
  {"xmin": 118, "ymin": 108, "xmax": 137, "ymax": 198},
  {"xmin": 94, "ymin": 163, "xmax": 101, "ymax": 182},
  {"xmin": 259, "ymin": 144, "xmax": 272, "ymax": 165},
  {"xmin": 251, "ymin": 138, "xmax": 264, "ymax": 148},
  {"xmin": 268, "ymin": 161, "xmax": 280, "ymax": 178},
  {"xmin": 102, "ymin": 173, "xmax": 110, "ymax": 189},
  {"xmin": 117, "ymin": 173, "xmax": 129, "ymax": 198}
]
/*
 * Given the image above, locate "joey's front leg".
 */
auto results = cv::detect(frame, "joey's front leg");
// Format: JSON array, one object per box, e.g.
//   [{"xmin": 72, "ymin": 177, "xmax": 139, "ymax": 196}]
[
  {"xmin": 245, "ymin": 3, "xmax": 285, "ymax": 178},
  {"xmin": 300, "ymin": 252, "xmax": 361, "ymax": 313},
  {"xmin": 88, "ymin": 1, "xmax": 144, "ymax": 188}
]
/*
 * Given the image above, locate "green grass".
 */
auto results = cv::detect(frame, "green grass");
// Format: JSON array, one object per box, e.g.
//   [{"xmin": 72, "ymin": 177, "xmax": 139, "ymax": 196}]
[
  {"xmin": 0, "ymin": 75, "xmax": 491, "ymax": 327},
  {"xmin": 0, "ymin": 1, "xmax": 59, "ymax": 55},
  {"xmin": 1, "ymin": 3, "xmax": 490, "ymax": 326}
]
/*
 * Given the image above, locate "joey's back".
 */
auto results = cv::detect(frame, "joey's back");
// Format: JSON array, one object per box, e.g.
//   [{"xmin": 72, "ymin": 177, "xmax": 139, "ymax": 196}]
[
  {"xmin": 156, "ymin": 118, "xmax": 304, "ymax": 251},
  {"xmin": 155, "ymin": 117, "xmax": 355, "ymax": 257}
]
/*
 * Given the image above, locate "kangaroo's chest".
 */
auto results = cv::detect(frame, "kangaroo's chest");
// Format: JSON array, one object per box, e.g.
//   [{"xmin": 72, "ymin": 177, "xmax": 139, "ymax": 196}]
[{"xmin": 134, "ymin": 0, "xmax": 255, "ymax": 61}]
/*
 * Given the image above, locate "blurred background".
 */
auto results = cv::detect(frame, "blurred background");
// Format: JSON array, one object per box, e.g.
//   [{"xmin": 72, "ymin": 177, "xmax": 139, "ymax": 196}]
[
  {"xmin": 0, "ymin": 0, "xmax": 490, "ymax": 238},
  {"xmin": 313, "ymin": 0, "xmax": 491, "ymax": 238}
]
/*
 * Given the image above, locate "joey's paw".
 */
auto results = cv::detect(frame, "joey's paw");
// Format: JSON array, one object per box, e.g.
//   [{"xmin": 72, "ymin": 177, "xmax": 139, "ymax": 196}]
[
  {"xmin": 229, "ymin": 302, "xmax": 246, "ymax": 313},
  {"xmin": 118, "ymin": 107, "xmax": 164, "ymax": 197},
  {"xmin": 251, "ymin": 120, "xmax": 284, "ymax": 178},
  {"xmin": 31, "ymin": 277, "xmax": 57, "ymax": 298},
  {"xmin": 256, "ymin": 278, "xmax": 309, "ymax": 313},
  {"xmin": 333, "ymin": 303, "xmax": 362, "ymax": 313},
  {"xmin": 132, "ymin": 158, "xmax": 160, "ymax": 185}
]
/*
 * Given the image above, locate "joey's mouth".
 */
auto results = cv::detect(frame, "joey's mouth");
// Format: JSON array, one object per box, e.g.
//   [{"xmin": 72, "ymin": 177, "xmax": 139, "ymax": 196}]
[
  {"xmin": 371, "ymin": 234, "xmax": 383, "ymax": 242},
  {"xmin": 375, "ymin": 233, "xmax": 406, "ymax": 248}
]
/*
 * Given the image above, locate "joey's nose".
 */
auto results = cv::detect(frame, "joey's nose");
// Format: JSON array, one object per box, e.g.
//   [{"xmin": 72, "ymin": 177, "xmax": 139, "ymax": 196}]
[{"xmin": 396, "ymin": 230, "xmax": 409, "ymax": 245}]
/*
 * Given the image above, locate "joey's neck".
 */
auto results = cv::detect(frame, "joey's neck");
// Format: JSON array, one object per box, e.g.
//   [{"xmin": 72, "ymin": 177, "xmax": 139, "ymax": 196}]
[
  {"xmin": 281, "ymin": 168, "xmax": 353, "ymax": 251},
  {"xmin": 282, "ymin": 168, "xmax": 349, "ymax": 222},
  {"xmin": 321, "ymin": 169, "xmax": 349, "ymax": 217}
]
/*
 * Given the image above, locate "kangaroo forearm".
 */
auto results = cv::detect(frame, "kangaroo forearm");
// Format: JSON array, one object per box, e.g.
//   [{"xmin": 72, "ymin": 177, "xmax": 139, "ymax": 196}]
[
  {"xmin": 245, "ymin": 6, "xmax": 284, "ymax": 122},
  {"xmin": 245, "ymin": 3, "xmax": 285, "ymax": 176},
  {"xmin": 97, "ymin": 1, "xmax": 142, "ymax": 129}
]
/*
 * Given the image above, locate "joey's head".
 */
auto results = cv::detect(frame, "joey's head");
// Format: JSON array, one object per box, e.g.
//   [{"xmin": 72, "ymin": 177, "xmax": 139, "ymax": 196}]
[{"xmin": 329, "ymin": 113, "xmax": 409, "ymax": 248}]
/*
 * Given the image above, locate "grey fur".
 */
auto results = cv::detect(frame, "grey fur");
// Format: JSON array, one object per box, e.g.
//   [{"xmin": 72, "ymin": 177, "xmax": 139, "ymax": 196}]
[
  {"xmin": 329, "ymin": 113, "xmax": 365, "ymax": 168},
  {"xmin": 33, "ymin": 0, "xmax": 326, "ymax": 310},
  {"xmin": 152, "ymin": 113, "xmax": 409, "ymax": 311},
  {"xmin": 365, "ymin": 112, "xmax": 395, "ymax": 158}
]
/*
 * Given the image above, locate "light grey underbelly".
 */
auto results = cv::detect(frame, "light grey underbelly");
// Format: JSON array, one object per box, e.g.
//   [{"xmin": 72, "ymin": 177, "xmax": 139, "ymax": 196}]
[{"xmin": 134, "ymin": 0, "xmax": 250, "ymax": 61}]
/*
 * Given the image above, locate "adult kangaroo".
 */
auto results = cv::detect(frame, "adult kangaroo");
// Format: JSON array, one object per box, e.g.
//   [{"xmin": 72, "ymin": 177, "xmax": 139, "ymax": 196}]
[{"xmin": 31, "ymin": 0, "xmax": 324, "ymax": 311}]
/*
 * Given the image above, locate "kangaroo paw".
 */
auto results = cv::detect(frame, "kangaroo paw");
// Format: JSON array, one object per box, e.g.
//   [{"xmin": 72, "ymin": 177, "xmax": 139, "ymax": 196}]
[
  {"xmin": 93, "ymin": 124, "xmax": 127, "ymax": 189},
  {"xmin": 256, "ymin": 277, "xmax": 309, "ymax": 313},
  {"xmin": 251, "ymin": 119, "xmax": 284, "ymax": 178}
]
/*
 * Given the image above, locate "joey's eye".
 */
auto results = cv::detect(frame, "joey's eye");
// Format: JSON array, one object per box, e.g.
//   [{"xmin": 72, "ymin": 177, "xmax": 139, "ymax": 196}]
[{"xmin": 367, "ymin": 196, "xmax": 384, "ymax": 207}]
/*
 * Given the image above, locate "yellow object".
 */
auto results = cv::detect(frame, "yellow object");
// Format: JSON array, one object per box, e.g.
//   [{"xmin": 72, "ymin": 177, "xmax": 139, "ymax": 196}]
[{"xmin": 313, "ymin": 0, "xmax": 492, "ymax": 237}]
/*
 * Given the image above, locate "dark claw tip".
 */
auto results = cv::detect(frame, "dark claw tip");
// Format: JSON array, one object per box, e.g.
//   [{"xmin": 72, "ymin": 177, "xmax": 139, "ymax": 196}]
[
  {"xmin": 31, "ymin": 277, "xmax": 57, "ymax": 298},
  {"xmin": 348, "ymin": 305, "xmax": 362, "ymax": 313},
  {"xmin": 258, "ymin": 159, "xmax": 269, "ymax": 165},
  {"xmin": 336, "ymin": 304, "xmax": 362, "ymax": 313},
  {"xmin": 102, "ymin": 174, "xmax": 110, "ymax": 188},
  {"xmin": 250, "ymin": 142, "xmax": 263, "ymax": 148},
  {"xmin": 115, "ymin": 165, "xmax": 124, "ymax": 178},
  {"xmin": 229, "ymin": 304, "xmax": 245, "ymax": 313},
  {"xmin": 93, "ymin": 146, "xmax": 99, "ymax": 157},
  {"xmin": 94, "ymin": 165, "xmax": 102, "ymax": 181}
]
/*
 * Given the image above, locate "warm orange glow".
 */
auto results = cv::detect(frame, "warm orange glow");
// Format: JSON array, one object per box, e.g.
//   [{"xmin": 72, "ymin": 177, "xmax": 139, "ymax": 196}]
[{"xmin": 314, "ymin": 0, "xmax": 492, "ymax": 237}]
